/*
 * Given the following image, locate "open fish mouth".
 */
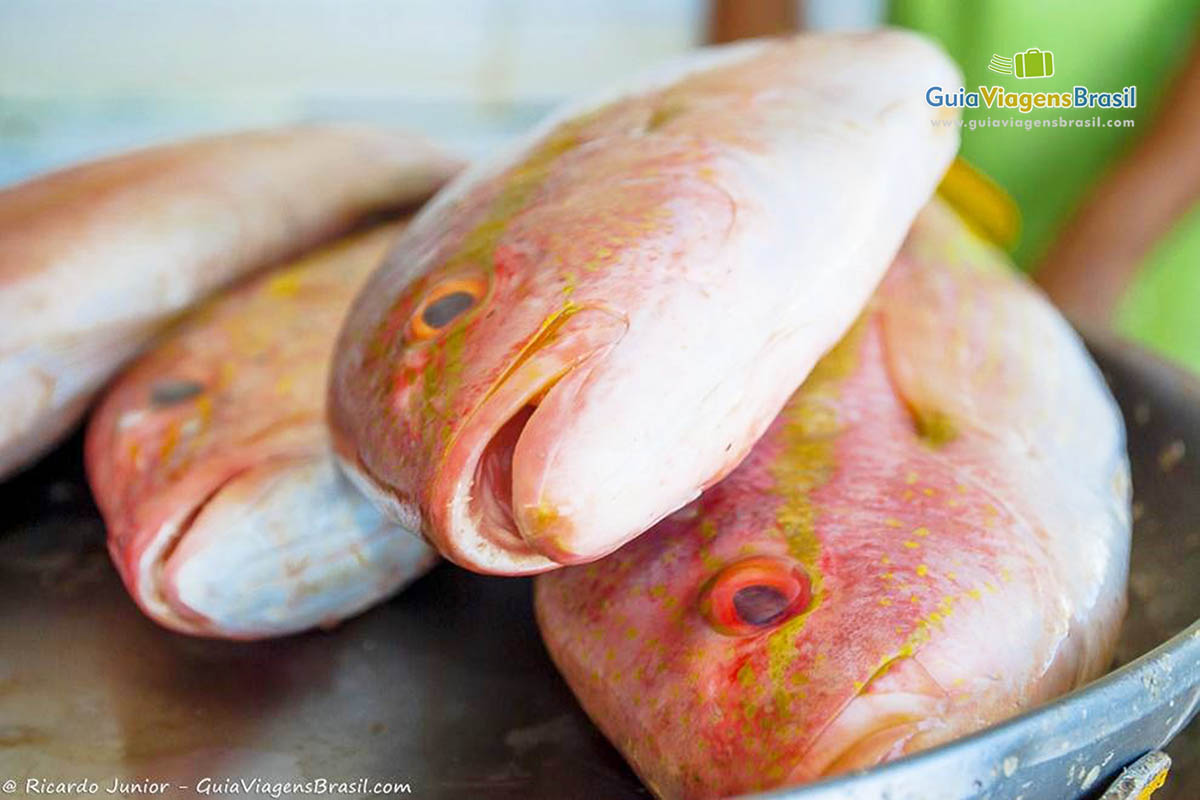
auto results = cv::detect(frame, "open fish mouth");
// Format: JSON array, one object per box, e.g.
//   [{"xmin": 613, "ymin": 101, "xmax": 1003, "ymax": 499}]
[{"xmin": 432, "ymin": 304, "xmax": 628, "ymax": 574}]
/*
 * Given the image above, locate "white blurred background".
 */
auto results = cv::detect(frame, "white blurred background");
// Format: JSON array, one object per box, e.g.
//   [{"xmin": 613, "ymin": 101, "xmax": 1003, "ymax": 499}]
[
  {"xmin": 0, "ymin": 0, "xmax": 705, "ymax": 183},
  {"xmin": 0, "ymin": 0, "xmax": 883, "ymax": 185}
]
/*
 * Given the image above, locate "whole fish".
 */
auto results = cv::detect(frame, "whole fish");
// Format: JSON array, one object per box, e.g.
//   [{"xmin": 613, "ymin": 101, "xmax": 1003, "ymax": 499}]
[
  {"xmin": 329, "ymin": 31, "xmax": 962, "ymax": 575},
  {"xmin": 0, "ymin": 125, "xmax": 459, "ymax": 480},
  {"xmin": 86, "ymin": 224, "xmax": 437, "ymax": 639},
  {"xmin": 535, "ymin": 199, "xmax": 1131, "ymax": 799}
]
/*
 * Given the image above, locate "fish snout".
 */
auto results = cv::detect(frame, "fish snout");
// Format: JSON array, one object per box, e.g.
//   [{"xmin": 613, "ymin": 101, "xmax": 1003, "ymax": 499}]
[
  {"xmin": 436, "ymin": 304, "xmax": 628, "ymax": 573},
  {"xmin": 131, "ymin": 459, "xmax": 435, "ymax": 638}
]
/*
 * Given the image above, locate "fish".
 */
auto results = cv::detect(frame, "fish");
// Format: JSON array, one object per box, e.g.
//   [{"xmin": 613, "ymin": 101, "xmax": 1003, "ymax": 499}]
[
  {"xmin": 0, "ymin": 125, "xmax": 459, "ymax": 480},
  {"xmin": 86, "ymin": 223, "xmax": 438, "ymax": 639},
  {"xmin": 328, "ymin": 31, "xmax": 962, "ymax": 575},
  {"xmin": 534, "ymin": 198, "xmax": 1131, "ymax": 799}
]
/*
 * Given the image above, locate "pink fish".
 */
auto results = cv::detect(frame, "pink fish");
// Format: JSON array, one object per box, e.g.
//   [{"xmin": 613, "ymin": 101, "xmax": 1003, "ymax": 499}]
[
  {"xmin": 86, "ymin": 224, "xmax": 437, "ymax": 639},
  {"xmin": 329, "ymin": 32, "xmax": 962, "ymax": 574},
  {"xmin": 535, "ymin": 200, "xmax": 1131, "ymax": 799},
  {"xmin": 0, "ymin": 125, "xmax": 458, "ymax": 479}
]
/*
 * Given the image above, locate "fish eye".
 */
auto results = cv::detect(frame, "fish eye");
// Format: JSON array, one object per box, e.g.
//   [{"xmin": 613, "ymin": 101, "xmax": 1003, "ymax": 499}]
[
  {"xmin": 700, "ymin": 556, "xmax": 811, "ymax": 637},
  {"xmin": 408, "ymin": 276, "xmax": 487, "ymax": 341},
  {"xmin": 150, "ymin": 379, "xmax": 205, "ymax": 407}
]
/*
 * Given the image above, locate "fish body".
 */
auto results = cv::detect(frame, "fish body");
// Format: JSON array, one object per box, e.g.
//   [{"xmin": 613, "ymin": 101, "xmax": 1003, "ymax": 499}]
[
  {"xmin": 329, "ymin": 31, "xmax": 962, "ymax": 574},
  {"xmin": 0, "ymin": 125, "xmax": 458, "ymax": 479},
  {"xmin": 535, "ymin": 200, "xmax": 1131, "ymax": 799},
  {"xmin": 86, "ymin": 224, "xmax": 437, "ymax": 639}
]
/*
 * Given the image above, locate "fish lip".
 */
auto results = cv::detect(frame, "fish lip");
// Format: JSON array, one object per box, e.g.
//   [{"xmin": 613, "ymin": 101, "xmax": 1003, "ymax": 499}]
[
  {"xmin": 430, "ymin": 303, "xmax": 628, "ymax": 574},
  {"xmin": 148, "ymin": 457, "xmax": 439, "ymax": 640},
  {"xmin": 112, "ymin": 451, "xmax": 317, "ymax": 638},
  {"xmin": 785, "ymin": 657, "xmax": 951, "ymax": 781},
  {"xmin": 118, "ymin": 465, "xmax": 257, "ymax": 638}
]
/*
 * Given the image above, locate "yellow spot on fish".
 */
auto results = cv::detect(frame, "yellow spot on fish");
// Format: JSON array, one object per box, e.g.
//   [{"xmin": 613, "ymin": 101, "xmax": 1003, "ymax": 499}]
[
  {"xmin": 879, "ymin": 598, "xmax": 892, "ymax": 607},
  {"xmin": 159, "ymin": 421, "xmax": 179, "ymax": 461},
  {"xmin": 884, "ymin": 518, "xmax": 902, "ymax": 528},
  {"xmin": 560, "ymin": 270, "xmax": 577, "ymax": 297},
  {"xmin": 904, "ymin": 540, "xmax": 920, "ymax": 550},
  {"xmin": 880, "ymin": 555, "xmax": 892, "ymax": 565},
  {"xmin": 913, "ymin": 526, "xmax": 929, "ymax": 537},
  {"xmin": 267, "ymin": 271, "xmax": 302, "ymax": 298},
  {"xmin": 912, "ymin": 407, "xmax": 959, "ymax": 447},
  {"xmin": 528, "ymin": 502, "xmax": 560, "ymax": 532},
  {"xmin": 916, "ymin": 564, "xmax": 929, "ymax": 577},
  {"xmin": 737, "ymin": 662, "xmax": 757, "ymax": 688}
]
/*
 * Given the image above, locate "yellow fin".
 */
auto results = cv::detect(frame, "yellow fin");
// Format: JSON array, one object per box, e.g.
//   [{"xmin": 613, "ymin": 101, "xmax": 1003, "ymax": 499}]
[{"xmin": 936, "ymin": 158, "xmax": 1020, "ymax": 250}]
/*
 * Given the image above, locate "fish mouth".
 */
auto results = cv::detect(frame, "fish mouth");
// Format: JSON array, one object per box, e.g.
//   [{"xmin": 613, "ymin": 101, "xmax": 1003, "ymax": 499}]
[
  {"xmin": 121, "ymin": 463, "xmax": 255, "ymax": 637},
  {"xmin": 433, "ymin": 304, "xmax": 627, "ymax": 574},
  {"xmin": 788, "ymin": 656, "xmax": 950, "ymax": 781},
  {"xmin": 122, "ymin": 457, "xmax": 436, "ymax": 638}
]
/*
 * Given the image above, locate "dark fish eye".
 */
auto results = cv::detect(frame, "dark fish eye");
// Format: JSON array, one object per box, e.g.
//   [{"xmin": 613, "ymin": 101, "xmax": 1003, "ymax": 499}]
[
  {"xmin": 422, "ymin": 291, "xmax": 475, "ymax": 329},
  {"xmin": 408, "ymin": 276, "xmax": 487, "ymax": 341},
  {"xmin": 732, "ymin": 584, "xmax": 791, "ymax": 626},
  {"xmin": 150, "ymin": 379, "xmax": 205, "ymax": 407},
  {"xmin": 700, "ymin": 556, "xmax": 812, "ymax": 636}
]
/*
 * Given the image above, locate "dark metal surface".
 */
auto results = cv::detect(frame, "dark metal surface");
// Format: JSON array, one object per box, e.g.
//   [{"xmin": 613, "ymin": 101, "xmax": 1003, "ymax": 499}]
[{"xmin": 0, "ymin": 337, "xmax": 1197, "ymax": 800}]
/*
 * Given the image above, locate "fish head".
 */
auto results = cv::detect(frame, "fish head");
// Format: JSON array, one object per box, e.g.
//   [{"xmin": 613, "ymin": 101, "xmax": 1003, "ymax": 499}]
[
  {"xmin": 534, "ymin": 421, "xmax": 1014, "ymax": 795},
  {"xmin": 329, "ymin": 32, "xmax": 963, "ymax": 575},
  {"xmin": 533, "ymin": 287, "xmax": 1117, "ymax": 796},
  {"xmin": 87, "ymin": 225, "xmax": 436, "ymax": 639},
  {"xmin": 329, "ymin": 116, "xmax": 778, "ymax": 574}
]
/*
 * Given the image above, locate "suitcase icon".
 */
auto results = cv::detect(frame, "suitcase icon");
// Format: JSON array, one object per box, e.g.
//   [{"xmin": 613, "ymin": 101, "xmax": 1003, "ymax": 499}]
[{"xmin": 1013, "ymin": 48, "xmax": 1054, "ymax": 79}]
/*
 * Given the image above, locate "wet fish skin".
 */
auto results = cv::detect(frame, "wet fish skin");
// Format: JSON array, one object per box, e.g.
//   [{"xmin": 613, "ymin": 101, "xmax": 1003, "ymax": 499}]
[
  {"xmin": 0, "ymin": 125, "xmax": 460, "ymax": 480},
  {"xmin": 86, "ymin": 223, "xmax": 438, "ymax": 639},
  {"xmin": 535, "ymin": 200, "xmax": 1131, "ymax": 799},
  {"xmin": 329, "ymin": 31, "xmax": 962, "ymax": 575}
]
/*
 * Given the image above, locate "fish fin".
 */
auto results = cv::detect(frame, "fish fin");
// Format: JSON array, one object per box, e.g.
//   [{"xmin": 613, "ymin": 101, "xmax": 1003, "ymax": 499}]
[{"xmin": 936, "ymin": 157, "xmax": 1020, "ymax": 251}]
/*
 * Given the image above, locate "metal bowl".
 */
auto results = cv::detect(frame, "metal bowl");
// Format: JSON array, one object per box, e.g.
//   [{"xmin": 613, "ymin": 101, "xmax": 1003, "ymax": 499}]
[{"xmin": 0, "ymin": 337, "xmax": 1196, "ymax": 800}]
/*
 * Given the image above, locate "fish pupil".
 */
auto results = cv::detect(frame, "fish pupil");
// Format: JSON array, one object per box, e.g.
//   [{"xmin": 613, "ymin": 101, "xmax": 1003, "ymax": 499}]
[
  {"xmin": 732, "ymin": 585, "xmax": 790, "ymax": 626},
  {"xmin": 422, "ymin": 291, "xmax": 475, "ymax": 329},
  {"xmin": 150, "ymin": 379, "xmax": 205, "ymax": 407}
]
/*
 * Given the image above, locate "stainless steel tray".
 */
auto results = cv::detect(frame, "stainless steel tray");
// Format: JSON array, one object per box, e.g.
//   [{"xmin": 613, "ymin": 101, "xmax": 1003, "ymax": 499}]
[{"xmin": 0, "ymin": 337, "xmax": 1197, "ymax": 800}]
